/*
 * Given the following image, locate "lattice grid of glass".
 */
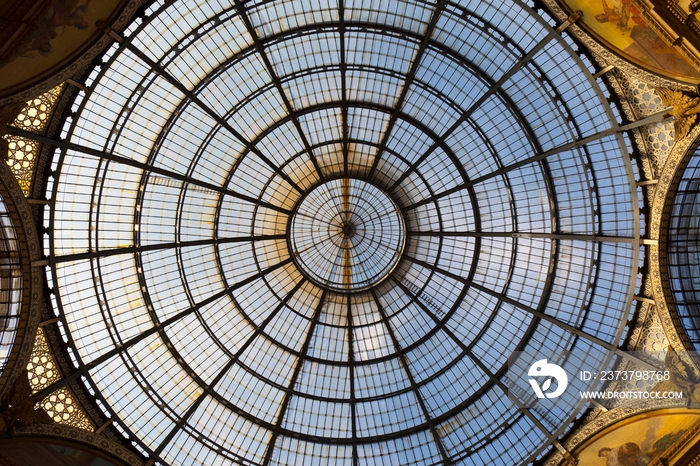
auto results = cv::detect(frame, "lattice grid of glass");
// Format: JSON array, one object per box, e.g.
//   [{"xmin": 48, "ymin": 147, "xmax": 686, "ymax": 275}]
[
  {"xmin": 667, "ymin": 149, "xmax": 700, "ymax": 352},
  {"xmin": 0, "ymin": 191, "xmax": 21, "ymax": 375},
  {"xmin": 289, "ymin": 178, "xmax": 405, "ymax": 291},
  {"xmin": 45, "ymin": 1, "xmax": 640, "ymax": 464}
]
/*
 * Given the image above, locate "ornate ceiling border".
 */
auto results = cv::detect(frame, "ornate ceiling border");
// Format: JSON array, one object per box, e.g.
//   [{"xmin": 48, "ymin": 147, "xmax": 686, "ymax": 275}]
[
  {"xmin": 10, "ymin": 423, "xmax": 146, "ymax": 466},
  {"xmin": 544, "ymin": 403, "xmax": 696, "ymax": 465},
  {"xmin": 649, "ymin": 123, "xmax": 700, "ymax": 363}
]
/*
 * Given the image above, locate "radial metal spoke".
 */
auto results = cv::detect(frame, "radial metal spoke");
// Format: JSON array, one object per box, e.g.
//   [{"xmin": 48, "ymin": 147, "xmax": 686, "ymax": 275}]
[
  {"xmin": 401, "ymin": 254, "xmax": 657, "ymax": 370},
  {"xmin": 151, "ymin": 278, "xmax": 307, "ymax": 461},
  {"xmin": 386, "ymin": 28, "xmax": 562, "ymax": 194},
  {"xmin": 11, "ymin": 127, "xmax": 292, "ymax": 215},
  {"xmin": 31, "ymin": 257, "xmax": 293, "ymax": 401},
  {"xmin": 233, "ymin": 0, "xmax": 326, "ymax": 183},
  {"xmin": 367, "ymin": 0, "xmax": 449, "ymax": 179},
  {"xmin": 101, "ymin": 29, "xmax": 306, "ymax": 195},
  {"xmin": 406, "ymin": 230, "xmax": 638, "ymax": 243},
  {"xmin": 340, "ymin": 0, "xmax": 349, "ymax": 176},
  {"xmin": 400, "ymin": 112, "xmax": 664, "ymax": 213},
  {"xmin": 52, "ymin": 235, "xmax": 286, "ymax": 263},
  {"xmin": 371, "ymin": 289, "xmax": 452, "ymax": 465},
  {"xmin": 262, "ymin": 290, "xmax": 328, "ymax": 466},
  {"xmin": 347, "ymin": 296, "xmax": 358, "ymax": 465},
  {"xmin": 391, "ymin": 276, "xmax": 580, "ymax": 456}
]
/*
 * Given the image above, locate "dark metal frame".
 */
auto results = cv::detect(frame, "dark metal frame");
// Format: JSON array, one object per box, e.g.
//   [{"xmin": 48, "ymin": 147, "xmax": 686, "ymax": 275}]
[{"xmin": 24, "ymin": 0, "xmax": 644, "ymax": 464}]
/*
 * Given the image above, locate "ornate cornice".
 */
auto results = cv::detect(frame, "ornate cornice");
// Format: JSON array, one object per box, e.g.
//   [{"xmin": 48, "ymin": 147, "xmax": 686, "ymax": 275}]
[
  {"xmin": 11, "ymin": 423, "xmax": 146, "ymax": 465},
  {"xmin": 649, "ymin": 124, "xmax": 700, "ymax": 366},
  {"xmin": 544, "ymin": 404, "xmax": 688, "ymax": 465},
  {"xmin": 648, "ymin": 413, "xmax": 700, "ymax": 465}
]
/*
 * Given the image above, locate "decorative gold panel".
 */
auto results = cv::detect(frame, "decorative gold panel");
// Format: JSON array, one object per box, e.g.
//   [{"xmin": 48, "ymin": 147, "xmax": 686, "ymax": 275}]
[
  {"xmin": 5, "ymin": 84, "xmax": 62, "ymax": 196},
  {"xmin": 26, "ymin": 328, "xmax": 92, "ymax": 431}
]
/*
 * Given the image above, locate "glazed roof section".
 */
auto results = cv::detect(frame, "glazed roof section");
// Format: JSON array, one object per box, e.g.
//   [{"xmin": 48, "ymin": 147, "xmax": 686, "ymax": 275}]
[{"xmin": 45, "ymin": 0, "xmax": 640, "ymax": 464}]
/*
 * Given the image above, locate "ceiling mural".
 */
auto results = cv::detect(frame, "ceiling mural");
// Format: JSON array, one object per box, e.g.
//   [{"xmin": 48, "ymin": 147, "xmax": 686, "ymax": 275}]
[
  {"xmin": 573, "ymin": 409, "xmax": 700, "ymax": 465},
  {"xmin": 0, "ymin": 0, "xmax": 127, "ymax": 99},
  {"xmin": 560, "ymin": 0, "xmax": 700, "ymax": 81}
]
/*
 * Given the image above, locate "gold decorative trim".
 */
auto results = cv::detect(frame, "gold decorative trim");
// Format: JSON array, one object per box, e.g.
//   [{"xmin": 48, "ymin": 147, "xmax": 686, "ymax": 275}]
[
  {"xmin": 545, "ymin": 406, "xmax": 700, "ymax": 465},
  {"xmin": 648, "ymin": 413, "xmax": 700, "ymax": 465},
  {"xmin": 27, "ymin": 328, "xmax": 93, "ymax": 431},
  {"xmin": 5, "ymin": 83, "xmax": 63, "ymax": 195},
  {"xmin": 648, "ymin": 122, "xmax": 700, "ymax": 368}
]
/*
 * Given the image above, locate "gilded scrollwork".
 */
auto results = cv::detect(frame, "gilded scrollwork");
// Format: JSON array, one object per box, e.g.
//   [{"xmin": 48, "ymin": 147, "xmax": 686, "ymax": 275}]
[{"xmin": 656, "ymin": 88, "xmax": 700, "ymax": 142}]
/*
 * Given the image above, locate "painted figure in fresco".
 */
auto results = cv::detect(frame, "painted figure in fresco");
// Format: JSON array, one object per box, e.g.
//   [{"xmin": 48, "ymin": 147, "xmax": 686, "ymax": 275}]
[
  {"xmin": 617, "ymin": 0, "xmax": 644, "ymax": 31},
  {"xmin": 596, "ymin": 417, "xmax": 665, "ymax": 465},
  {"xmin": 598, "ymin": 442, "xmax": 650, "ymax": 466},
  {"xmin": 0, "ymin": 0, "xmax": 91, "ymax": 66},
  {"xmin": 592, "ymin": 0, "xmax": 699, "ymax": 77},
  {"xmin": 594, "ymin": 0, "xmax": 643, "ymax": 31},
  {"xmin": 595, "ymin": 0, "xmax": 622, "ymax": 25}
]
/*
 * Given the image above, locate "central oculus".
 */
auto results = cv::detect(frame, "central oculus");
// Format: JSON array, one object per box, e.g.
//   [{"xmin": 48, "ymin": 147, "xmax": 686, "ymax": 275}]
[{"xmin": 289, "ymin": 178, "xmax": 406, "ymax": 292}]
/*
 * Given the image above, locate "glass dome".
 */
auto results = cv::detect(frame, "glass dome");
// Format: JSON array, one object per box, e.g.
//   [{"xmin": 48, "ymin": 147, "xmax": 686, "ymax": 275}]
[{"xmin": 45, "ymin": 0, "xmax": 641, "ymax": 464}]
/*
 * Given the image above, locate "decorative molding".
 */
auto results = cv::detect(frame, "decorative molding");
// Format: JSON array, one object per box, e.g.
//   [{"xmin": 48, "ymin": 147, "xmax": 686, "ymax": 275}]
[
  {"xmin": 648, "ymin": 123, "xmax": 700, "ymax": 366},
  {"xmin": 605, "ymin": 69, "xmax": 675, "ymax": 177},
  {"xmin": 647, "ymin": 413, "xmax": 700, "ymax": 464},
  {"xmin": 11, "ymin": 423, "xmax": 146, "ymax": 466},
  {"xmin": 4, "ymin": 83, "xmax": 64, "ymax": 195},
  {"xmin": 0, "ymin": 0, "xmax": 145, "ymax": 108}
]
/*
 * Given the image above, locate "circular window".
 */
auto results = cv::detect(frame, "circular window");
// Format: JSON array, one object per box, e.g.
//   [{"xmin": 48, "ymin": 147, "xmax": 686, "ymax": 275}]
[{"xmin": 289, "ymin": 178, "xmax": 405, "ymax": 291}]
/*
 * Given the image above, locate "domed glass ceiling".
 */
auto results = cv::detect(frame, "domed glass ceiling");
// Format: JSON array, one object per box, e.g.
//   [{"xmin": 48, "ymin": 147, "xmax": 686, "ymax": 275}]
[{"xmin": 44, "ymin": 0, "xmax": 641, "ymax": 464}]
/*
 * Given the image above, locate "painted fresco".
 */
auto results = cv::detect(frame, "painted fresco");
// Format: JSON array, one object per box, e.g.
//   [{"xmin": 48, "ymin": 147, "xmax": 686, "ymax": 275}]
[
  {"xmin": 574, "ymin": 409, "xmax": 700, "ymax": 465},
  {"xmin": 562, "ymin": 0, "xmax": 700, "ymax": 81},
  {"xmin": 0, "ymin": 0, "xmax": 124, "ymax": 95}
]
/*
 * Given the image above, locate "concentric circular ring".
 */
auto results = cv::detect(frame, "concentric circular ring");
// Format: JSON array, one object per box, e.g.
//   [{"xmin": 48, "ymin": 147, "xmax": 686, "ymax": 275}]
[
  {"xmin": 44, "ymin": 1, "xmax": 642, "ymax": 464},
  {"xmin": 289, "ymin": 178, "xmax": 405, "ymax": 291}
]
